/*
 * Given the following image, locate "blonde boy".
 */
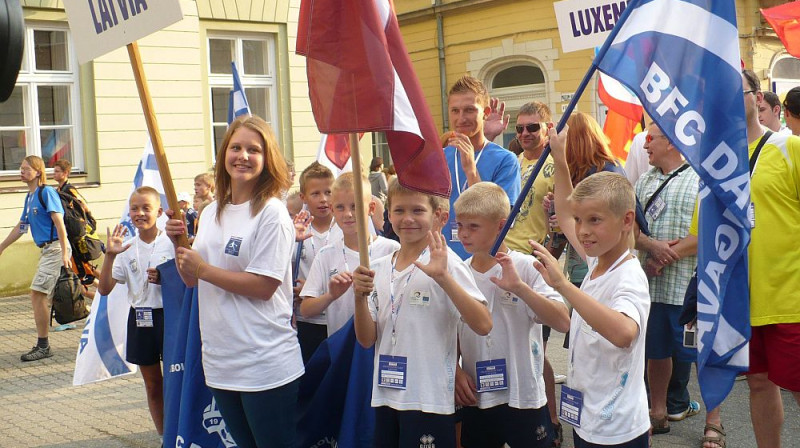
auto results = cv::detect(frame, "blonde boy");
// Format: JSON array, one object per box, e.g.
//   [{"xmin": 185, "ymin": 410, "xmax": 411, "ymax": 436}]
[
  {"xmin": 353, "ymin": 180, "xmax": 492, "ymax": 448},
  {"xmin": 300, "ymin": 173, "xmax": 399, "ymax": 336},
  {"xmin": 294, "ymin": 162, "xmax": 341, "ymax": 362},
  {"xmin": 98, "ymin": 186, "xmax": 175, "ymax": 438},
  {"xmin": 193, "ymin": 172, "xmax": 215, "ymax": 202},
  {"xmin": 453, "ymin": 182, "xmax": 570, "ymax": 448},
  {"xmin": 531, "ymin": 127, "xmax": 651, "ymax": 447}
]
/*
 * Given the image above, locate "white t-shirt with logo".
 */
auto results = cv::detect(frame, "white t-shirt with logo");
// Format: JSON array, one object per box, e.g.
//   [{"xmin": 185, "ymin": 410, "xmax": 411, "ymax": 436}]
[
  {"xmin": 293, "ymin": 222, "xmax": 343, "ymax": 325},
  {"xmin": 112, "ymin": 232, "xmax": 175, "ymax": 309},
  {"xmin": 460, "ymin": 250, "xmax": 563, "ymax": 410},
  {"xmin": 300, "ymin": 236, "xmax": 400, "ymax": 336},
  {"xmin": 568, "ymin": 255, "xmax": 650, "ymax": 444},
  {"xmin": 194, "ymin": 199, "xmax": 304, "ymax": 391},
  {"xmin": 368, "ymin": 248, "xmax": 487, "ymax": 415}
]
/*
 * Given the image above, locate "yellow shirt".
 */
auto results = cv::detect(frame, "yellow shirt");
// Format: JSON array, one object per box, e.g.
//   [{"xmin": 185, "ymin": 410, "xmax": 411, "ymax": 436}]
[
  {"xmin": 748, "ymin": 133, "xmax": 800, "ymax": 325},
  {"xmin": 505, "ymin": 153, "xmax": 555, "ymax": 252}
]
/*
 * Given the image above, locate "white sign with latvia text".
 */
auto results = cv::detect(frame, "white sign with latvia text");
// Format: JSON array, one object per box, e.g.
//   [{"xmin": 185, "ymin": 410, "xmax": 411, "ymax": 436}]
[
  {"xmin": 553, "ymin": 0, "xmax": 630, "ymax": 53},
  {"xmin": 63, "ymin": 0, "xmax": 184, "ymax": 64}
]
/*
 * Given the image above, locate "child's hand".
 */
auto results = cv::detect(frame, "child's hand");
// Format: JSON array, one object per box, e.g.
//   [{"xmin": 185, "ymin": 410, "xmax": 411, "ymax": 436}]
[
  {"xmin": 328, "ymin": 272, "xmax": 354, "ymax": 300},
  {"xmin": 146, "ymin": 267, "xmax": 160, "ymax": 285},
  {"xmin": 547, "ymin": 123, "xmax": 568, "ymax": 163},
  {"xmin": 105, "ymin": 224, "xmax": 131, "ymax": 256},
  {"xmin": 529, "ymin": 240, "xmax": 568, "ymax": 290},
  {"xmin": 293, "ymin": 278, "xmax": 305, "ymax": 305},
  {"xmin": 353, "ymin": 265, "xmax": 375, "ymax": 298},
  {"xmin": 454, "ymin": 364, "xmax": 478, "ymax": 406},
  {"xmin": 164, "ymin": 209, "xmax": 186, "ymax": 245},
  {"xmin": 294, "ymin": 210, "xmax": 314, "ymax": 242},
  {"xmin": 414, "ymin": 230, "xmax": 447, "ymax": 281},
  {"xmin": 489, "ymin": 251, "xmax": 525, "ymax": 294}
]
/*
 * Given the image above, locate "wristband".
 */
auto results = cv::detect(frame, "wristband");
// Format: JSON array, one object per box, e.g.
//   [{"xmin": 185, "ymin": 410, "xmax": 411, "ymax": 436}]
[{"xmin": 195, "ymin": 262, "xmax": 204, "ymax": 279}]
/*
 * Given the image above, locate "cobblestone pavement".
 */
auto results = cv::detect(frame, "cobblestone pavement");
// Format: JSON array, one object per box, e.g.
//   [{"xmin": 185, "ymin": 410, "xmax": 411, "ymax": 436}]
[{"xmin": 1, "ymin": 293, "xmax": 797, "ymax": 448}]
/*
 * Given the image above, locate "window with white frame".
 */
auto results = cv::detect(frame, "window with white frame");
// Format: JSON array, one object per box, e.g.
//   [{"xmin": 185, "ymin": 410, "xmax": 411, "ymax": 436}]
[
  {"xmin": 207, "ymin": 34, "xmax": 279, "ymax": 156},
  {"xmin": 0, "ymin": 24, "xmax": 82, "ymax": 172}
]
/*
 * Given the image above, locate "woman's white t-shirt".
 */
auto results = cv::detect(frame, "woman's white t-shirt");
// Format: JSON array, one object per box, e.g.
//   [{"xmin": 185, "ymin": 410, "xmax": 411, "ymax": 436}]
[
  {"xmin": 300, "ymin": 236, "xmax": 400, "ymax": 336},
  {"xmin": 460, "ymin": 250, "xmax": 563, "ymax": 410},
  {"xmin": 368, "ymin": 248, "xmax": 487, "ymax": 415},
  {"xmin": 193, "ymin": 198, "xmax": 304, "ymax": 391},
  {"xmin": 112, "ymin": 232, "xmax": 175, "ymax": 308},
  {"xmin": 568, "ymin": 255, "xmax": 650, "ymax": 444}
]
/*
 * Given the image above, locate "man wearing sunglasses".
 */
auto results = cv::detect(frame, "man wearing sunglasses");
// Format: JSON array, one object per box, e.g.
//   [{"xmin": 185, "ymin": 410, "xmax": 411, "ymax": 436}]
[{"xmin": 443, "ymin": 75, "xmax": 520, "ymax": 260}]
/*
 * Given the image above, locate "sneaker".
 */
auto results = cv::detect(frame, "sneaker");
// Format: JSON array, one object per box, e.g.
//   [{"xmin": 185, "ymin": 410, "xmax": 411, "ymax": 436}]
[
  {"xmin": 667, "ymin": 400, "xmax": 700, "ymax": 421},
  {"xmin": 21, "ymin": 345, "xmax": 53, "ymax": 362},
  {"xmin": 554, "ymin": 373, "xmax": 567, "ymax": 384}
]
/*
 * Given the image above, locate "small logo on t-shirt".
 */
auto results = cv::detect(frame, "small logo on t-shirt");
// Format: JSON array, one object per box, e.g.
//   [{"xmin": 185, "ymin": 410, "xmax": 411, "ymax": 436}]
[
  {"xmin": 225, "ymin": 237, "xmax": 242, "ymax": 256},
  {"xmin": 419, "ymin": 434, "xmax": 435, "ymax": 448},
  {"xmin": 328, "ymin": 268, "xmax": 339, "ymax": 277}
]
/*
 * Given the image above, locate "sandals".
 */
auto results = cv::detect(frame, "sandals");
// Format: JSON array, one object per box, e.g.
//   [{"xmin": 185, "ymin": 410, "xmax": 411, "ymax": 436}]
[
  {"xmin": 701, "ymin": 423, "xmax": 726, "ymax": 448},
  {"xmin": 650, "ymin": 415, "xmax": 670, "ymax": 434}
]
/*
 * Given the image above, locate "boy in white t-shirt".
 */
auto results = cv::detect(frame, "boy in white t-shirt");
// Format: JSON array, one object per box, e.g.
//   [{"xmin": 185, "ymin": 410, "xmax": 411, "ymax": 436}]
[
  {"xmin": 300, "ymin": 172, "xmax": 400, "ymax": 336},
  {"xmin": 293, "ymin": 162, "xmax": 342, "ymax": 362},
  {"xmin": 453, "ymin": 182, "xmax": 570, "ymax": 448},
  {"xmin": 98, "ymin": 186, "xmax": 175, "ymax": 439},
  {"xmin": 529, "ymin": 126, "xmax": 651, "ymax": 447},
  {"xmin": 353, "ymin": 180, "xmax": 492, "ymax": 448}
]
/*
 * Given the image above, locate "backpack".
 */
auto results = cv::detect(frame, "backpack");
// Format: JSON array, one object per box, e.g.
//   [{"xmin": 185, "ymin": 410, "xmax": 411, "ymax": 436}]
[
  {"xmin": 51, "ymin": 267, "xmax": 91, "ymax": 325},
  {"xmin": 38, "ymin": 186, "xmax": 105, "ymax": 265}
]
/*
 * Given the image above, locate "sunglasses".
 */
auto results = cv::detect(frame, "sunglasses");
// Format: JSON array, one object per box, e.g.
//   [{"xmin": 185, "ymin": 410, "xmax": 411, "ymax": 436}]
[
  {"xmin": 645, "ymin": 134, "xmax": 666, "ymax": 144},
  {"xmin": 515, "ymin": 123, "xmax": 544, "ymax": 134}
]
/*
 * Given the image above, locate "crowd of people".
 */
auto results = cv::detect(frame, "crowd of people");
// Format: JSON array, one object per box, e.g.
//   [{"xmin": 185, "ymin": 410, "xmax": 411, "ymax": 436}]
[{"xmin": 1, "ymin": 69, "xmax": 798, "ymax": 448}]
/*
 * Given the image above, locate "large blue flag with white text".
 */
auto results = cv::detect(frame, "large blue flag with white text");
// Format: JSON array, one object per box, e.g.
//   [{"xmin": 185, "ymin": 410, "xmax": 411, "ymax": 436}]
[{"xmin": 597, "ymin": 0, "xmax": 750, "ymax": 410}]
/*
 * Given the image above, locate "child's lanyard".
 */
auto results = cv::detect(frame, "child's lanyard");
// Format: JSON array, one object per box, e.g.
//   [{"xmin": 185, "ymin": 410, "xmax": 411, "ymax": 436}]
[
  {"xmin": 388, "ymin": 248, "xmax": 427, "ymax": 346},
  {"xmin": 569, "ymin": 249, "xmax": 631, "ymax": 375},
  {"xmin": 131, "ymin": 232, "xmax": 160, "ymax": 303},
  {"xmin": 454, "ymin": 141, "xmax": 488, "ymax": 195},
  {"xmin": 309, "ymin": 221, "xmax": 334, "ymax": 258},
  {"xmin": 341, "ymin": 236, "xmax": 372, "ymax": 272}
]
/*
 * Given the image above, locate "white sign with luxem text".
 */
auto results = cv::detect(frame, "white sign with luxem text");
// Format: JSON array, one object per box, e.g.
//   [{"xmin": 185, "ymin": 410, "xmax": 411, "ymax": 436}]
[
  {"xmin": 63, "ymin": 0, "xmax": 184, "ymax": 64},
  {"xmin": 553, "ymin": 0, "xmax": 630, "ymax": 53}
]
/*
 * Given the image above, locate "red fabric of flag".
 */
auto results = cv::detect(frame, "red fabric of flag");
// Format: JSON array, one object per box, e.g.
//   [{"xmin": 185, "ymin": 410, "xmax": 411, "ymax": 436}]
[
  {"xmin": 603, "ymin": 110, "xmax": 639, "ymax": 162},
  {"xmin": 297, "ymin": 0, "xmax": 451, "ymax": 198},
  {"xmin": 762, "ymin": 2, "xmax": 800, "ymax": 58}
]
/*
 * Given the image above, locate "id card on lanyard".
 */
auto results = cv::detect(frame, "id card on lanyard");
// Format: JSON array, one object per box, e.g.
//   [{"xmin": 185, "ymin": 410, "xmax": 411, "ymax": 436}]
[{"xmin": 451, "ymin": 146, "xmax": 486, "ymax": 242}]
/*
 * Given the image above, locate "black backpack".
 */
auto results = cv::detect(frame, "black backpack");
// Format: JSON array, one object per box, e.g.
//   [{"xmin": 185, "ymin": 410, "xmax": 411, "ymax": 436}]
[
  {"xmin": 37, "ymin": 186, "xmax": 105, "ymax": 264},
  {"xmin": 51, "ymin": 267, "xmax": 91, "ymax": 325}
]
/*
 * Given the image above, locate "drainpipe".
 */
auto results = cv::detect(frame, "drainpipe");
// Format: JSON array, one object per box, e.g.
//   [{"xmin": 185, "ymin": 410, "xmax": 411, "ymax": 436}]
[{"xmin": 436, "ymin": 0, "xmax": 448, "ymax": 131}]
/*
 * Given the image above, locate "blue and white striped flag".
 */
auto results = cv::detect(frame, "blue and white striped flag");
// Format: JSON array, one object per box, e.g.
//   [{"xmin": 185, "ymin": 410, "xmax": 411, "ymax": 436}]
[
  {"xmin": 73, "ymin": 139, "xmax": 167, "ymax": 385},
  {"xmin": 227, "ymin": 61, "xmax": 251, "ymax": 124},
  {"xmin": 596, "ymin": 0, "xmax": 750, "ymax": 410}
]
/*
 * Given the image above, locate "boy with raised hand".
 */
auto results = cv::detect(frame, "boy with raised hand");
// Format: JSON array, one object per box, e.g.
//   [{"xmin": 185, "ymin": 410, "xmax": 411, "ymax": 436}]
[
  {"xmin": 97, "ymin": 186, "xmax": 175, "ymax": 439},
  {"xmin": 453, "ymin": 181, "xmax": 570, "ymax": 448},
  {"xmin": 294, "ymin": 162, "xmax": 342, "ymax": 362},
  {"xmin": 299, "ymin": 172, "xmax": 400, "ymax": 336},
  {"xmin": 531, "ymin": 126, "xmax": 651, "ymax": 447},
  {"xmin": 353, "ymin": 180, "xmax": 492, "ymax": 448}
]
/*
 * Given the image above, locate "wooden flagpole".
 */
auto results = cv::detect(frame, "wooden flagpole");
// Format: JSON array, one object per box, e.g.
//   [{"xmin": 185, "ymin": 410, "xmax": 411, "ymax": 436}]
[
  {"xmin": 349, "ymin": 133, "xmax": 371, "ymax": 268},
  {"xmin": 127, "ymin": 41, "xmax": 188, "ymax": 248}
]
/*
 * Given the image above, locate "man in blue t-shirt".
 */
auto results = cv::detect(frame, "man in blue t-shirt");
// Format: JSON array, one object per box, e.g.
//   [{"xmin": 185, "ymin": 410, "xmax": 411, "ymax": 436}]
[
  {"xmin": 443, "ymin": 75, "xmax": 520, "ymax": 259},
  {"xmin": 0, "ymin": 156, "xmax": 71, "ymax": 362}
]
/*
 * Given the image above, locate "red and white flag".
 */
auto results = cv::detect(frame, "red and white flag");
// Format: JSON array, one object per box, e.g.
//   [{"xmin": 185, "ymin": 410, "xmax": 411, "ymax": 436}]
[
  {"xmin": 316, "ymin": 133, "xmax": 353, "ymax": 178},
  {"xmin": 297, "ymin": 0, "xmax": 451, "ymax": 197},
  {"xmin": 598, "ymin": 72, "xmax": 644, "ymax": 161},
  {"xmin": 761, "ymin": 2, "xmax": 800, "ymax": 58}
]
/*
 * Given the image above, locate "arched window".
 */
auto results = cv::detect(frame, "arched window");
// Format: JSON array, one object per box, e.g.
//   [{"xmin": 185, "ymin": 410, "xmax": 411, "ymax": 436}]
[{"xmin": 492, "ymin": 66, "xmax": 545, "ymax": 89}]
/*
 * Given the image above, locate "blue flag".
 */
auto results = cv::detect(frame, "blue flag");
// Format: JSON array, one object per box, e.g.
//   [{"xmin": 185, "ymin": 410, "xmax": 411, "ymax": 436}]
[
  {"xmin": 228, "ymin": 61, "xmax": 251, "ymax": 124},
  {"xmin": 597, "ymin": 0, "xmax": 750, "ymax": 410},
  {"xmin": 160, "ymin": 261, "xmax": 238, "ymax": 448}
]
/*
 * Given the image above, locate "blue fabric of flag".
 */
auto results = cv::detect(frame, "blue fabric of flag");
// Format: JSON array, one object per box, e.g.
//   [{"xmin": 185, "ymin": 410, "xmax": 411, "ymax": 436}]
[
  {"xmin": 296, "ymin": 318, "xmax": 375, "ymax": 448},
  {"xmin": 228, "ymin": 62, "xmax": 251, "ymax": 125},
  {"xmin": 160, "ymin": 260, "xmax": 237, "ymax": 448},
  {"xmin": 596, "ymin": 0, "xmax": 750, "ymax": 410}
]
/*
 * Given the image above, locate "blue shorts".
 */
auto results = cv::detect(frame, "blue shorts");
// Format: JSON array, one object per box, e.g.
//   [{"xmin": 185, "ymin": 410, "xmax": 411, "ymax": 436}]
[
  {"xmin": 125, "ymin": 307, "xmax": 164, "ymax": 365},
  {"xmin": 645, "ymin": 302, "xmax": 695, "ymax": 363},
  {"xmin": 573, "ymin": 429, "xmax": 649, "ymax": 448},
  {"xmin": 373, "ymin": 406, "xmax": 455, "ymax": 448},
  {"xmin": 461, "ymin": 404, "xmax": 552, "ymax": 448}
]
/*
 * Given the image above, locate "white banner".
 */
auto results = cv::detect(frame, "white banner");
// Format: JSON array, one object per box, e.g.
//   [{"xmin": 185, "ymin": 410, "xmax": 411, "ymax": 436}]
[
  {"xmin": 553, "ymin": 0, "xmax": 631, "ymax": 53},
  {"xmin": 63, "ymin": 0, "xmax": 184, "ymax": 64}
]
